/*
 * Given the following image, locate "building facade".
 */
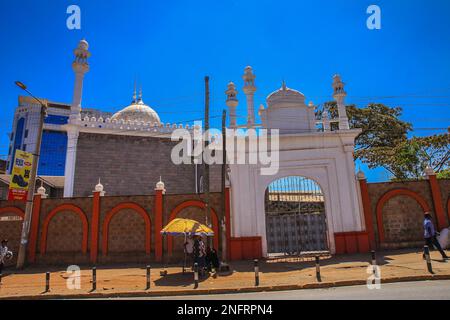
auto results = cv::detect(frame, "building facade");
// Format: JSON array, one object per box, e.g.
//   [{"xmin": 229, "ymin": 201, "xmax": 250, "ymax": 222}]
[
  {"xmin": 6, "ymin": 98, "xmax": 111, "ymax": 177},
  {"xmin": 2, "ymin": 39, "xmax": 422, "ymax": 263}
]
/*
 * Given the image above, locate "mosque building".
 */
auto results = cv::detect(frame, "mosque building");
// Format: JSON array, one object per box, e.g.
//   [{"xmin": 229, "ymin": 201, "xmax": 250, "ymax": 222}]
[{"xmin": 2, "ymin": 39, "xmax": 368, "ymax": 257}]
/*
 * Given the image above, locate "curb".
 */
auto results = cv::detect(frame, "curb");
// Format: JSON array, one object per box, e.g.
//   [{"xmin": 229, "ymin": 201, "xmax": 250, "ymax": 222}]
[{"xmin": 1, "ymin": 273, "xmax": 450, "ymax": 300}]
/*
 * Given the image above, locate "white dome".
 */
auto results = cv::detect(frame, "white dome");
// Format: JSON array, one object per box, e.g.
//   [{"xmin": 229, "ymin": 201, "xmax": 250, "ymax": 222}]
[
  {"xmin": 261, "ymin": 81, "xmax": 315, "ymax": 134},
  {"xmin": 111, "ymin": 100, "xmax": 161, "ymax": 124},
  {"xmin": 267, "ymin": 82, "xmax": 305, "ymax": 104}
]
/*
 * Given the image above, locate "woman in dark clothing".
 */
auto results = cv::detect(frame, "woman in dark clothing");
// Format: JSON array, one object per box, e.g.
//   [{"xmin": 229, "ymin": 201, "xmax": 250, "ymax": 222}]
[{"xmin": 206, "ymin": 246, "xmax": 220, "ymax": 271}]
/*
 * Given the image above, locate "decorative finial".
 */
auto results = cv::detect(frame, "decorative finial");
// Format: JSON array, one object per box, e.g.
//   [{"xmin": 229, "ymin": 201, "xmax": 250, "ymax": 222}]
[
  {"xmin": 424, "ymin": 166, "xmax": 436, "ymax": 176},
  {"xmin": 37, "ymin": 180, "xmax": 47, "ymax": 198},
  {"xmin": 281, "ymin": 80, "xmax": 287, "ymax": 91},
  {"xmin": 132, "ymin": 80, "xmax": 137, "ymax": 103},
  {"xmin": 95, "ymin": 178, "xmax": 104, "ymax": 192},
  {"xmin": 155, "ymin": 176, "xmax": 166, "ymax": 193},
  {"xmin": 138, "ymin": 86, "xmax": 143, "ymax": 103},
  {"xmin": 356, "ymin": 170, "xmax": 366, "ymax": 180}
]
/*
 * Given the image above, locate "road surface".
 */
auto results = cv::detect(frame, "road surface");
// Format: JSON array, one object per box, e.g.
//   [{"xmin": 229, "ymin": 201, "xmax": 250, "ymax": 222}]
[{"xmin": 109, "ymin": 280, "xmax": 450, "ymax": 300}]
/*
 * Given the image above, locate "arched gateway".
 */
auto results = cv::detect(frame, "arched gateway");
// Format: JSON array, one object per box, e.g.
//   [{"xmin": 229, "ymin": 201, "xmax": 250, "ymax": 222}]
[
  {"xmin": 265, "ymin": 176, "xmax": 329, "ymax": 255},
  {"xmin": 227, "ymin": 68, "xmax": 366, "ymax": 257}
]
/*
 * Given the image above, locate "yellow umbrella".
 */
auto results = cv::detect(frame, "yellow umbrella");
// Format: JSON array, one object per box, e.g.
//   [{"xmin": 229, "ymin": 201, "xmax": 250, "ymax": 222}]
[{"xmin": 160, "ymin": 218, "xmax": 214, "ymax": 236}]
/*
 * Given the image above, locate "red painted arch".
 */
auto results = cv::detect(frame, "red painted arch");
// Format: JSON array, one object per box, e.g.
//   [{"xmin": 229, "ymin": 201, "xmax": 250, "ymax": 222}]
[
  {"xmin": 167, "ymin": 200, "xmax": 219, "ymax": 255},
  {"xmin": 40, "ymin": 204, "xmax": 89, "ymax": 255},
  {"xmin": 102, "ymin": 202, "xmax": 151, "ymax": 255},
  {"xmin": 0, "ymin": 207, "xmax": 25, "ymax": 219},
  {"xmin": 376, "ymin": 188, "xmax": 431, "ymax": 243}
]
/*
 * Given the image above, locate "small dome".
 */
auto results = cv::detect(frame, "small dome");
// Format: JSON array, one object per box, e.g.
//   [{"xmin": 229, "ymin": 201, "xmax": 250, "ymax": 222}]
[
  {"xmin": 111, "ymin": 100, "xmax": 161, "ymax": 124},
  {"xmin": 37, "ymin": 185, "xmax": 46, "ymax": 196},
  {"xmin": 155, "ymin": 177, "xmax": 165, "ymax": 192},
  {"xmin": 356, "ymin": 170, "xmax": 366, "ymax": 180},
  {"xmin": 424, "ymin": 166, "xmax": 435, "ymax": 176},
  {"xmin": 95, "ymin": 179, "xmax": 104, "ymax": 192},
  {"xmin": 267, "ymin": 81, "xmax": 305, "ymax": 104}
]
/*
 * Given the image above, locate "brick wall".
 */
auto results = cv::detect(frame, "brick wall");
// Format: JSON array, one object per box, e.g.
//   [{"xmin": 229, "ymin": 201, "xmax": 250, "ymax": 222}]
[
  {"xmin": 163, "ymin": 193, "xmax": 223, "ymax": 259},
  {"xmin": 73, "ymin": 133, "xmax": 222, "ymax": 197},
  {"xmin": 0, "ymin": 191, "xmax": 224, "ymax": 266},
  {"xmin": 0, "ymin": 201, "xmax": 25, "ymax": 266},
  {"xmin": 366, "ymin": 178, "xmax": 450, "ymax": 249},
  {"xmin": 2, "ymin": 176, "xmax": 447, "ymax": 266}
]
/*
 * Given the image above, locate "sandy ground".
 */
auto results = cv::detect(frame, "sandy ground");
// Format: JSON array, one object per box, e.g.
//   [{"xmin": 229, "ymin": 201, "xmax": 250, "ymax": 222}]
[{"xmin": 0, "ymin": 248, "xmax": 449, "ymax": 298}]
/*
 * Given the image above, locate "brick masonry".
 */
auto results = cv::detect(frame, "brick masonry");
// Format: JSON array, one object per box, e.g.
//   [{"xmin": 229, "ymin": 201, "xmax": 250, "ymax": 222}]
[
  {"xmin": 0, "ymin": 177, "xmax": 449, "ymax": 266},
  {"xmin": 366, "ymin": 179, "xmax": 450, "ymax": 249},
  {"xmin": 73, "ymin": 133, "xmax": 222, "ymax": 197},
  {"xmin": 0, "ymin": 192, "xmax": 223, "ymax": 266},
  {"xmin": 0, "ymin": 201, "xmax": 25, "ymax": 265}
]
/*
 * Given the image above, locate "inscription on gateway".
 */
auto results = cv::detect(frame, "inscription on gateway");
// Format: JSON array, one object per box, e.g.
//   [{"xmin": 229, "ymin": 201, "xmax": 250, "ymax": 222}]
[{"xmin": 0, "ymin": 216, "xmax": 23, "ymax": 222}]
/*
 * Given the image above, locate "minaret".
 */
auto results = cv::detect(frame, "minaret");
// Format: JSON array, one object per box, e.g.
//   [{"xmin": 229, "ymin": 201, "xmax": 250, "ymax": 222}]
[
  {"xmin": 70, "ymin": 39, "xmax": 91, "ymax": 122},
  {"xmin": 332, "ymin": 74, "xmax": 349, "ymax": 130},
  {"xmin": 64, "ymin": 39, "xmax": 91, "ymax": 197},
  {"xmin": 243, "ymin": 66, "xmax": 256, "ymax": 128},
  {"xmin": 225, "ymin": 81, "xmax": 238, "ymax": 128}
]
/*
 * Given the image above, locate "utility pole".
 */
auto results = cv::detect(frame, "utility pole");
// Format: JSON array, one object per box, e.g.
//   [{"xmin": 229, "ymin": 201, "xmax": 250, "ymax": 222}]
[
  {"xmin": 221, "ymin": 109, "xmax": 227, "ymax": 262},
  {"xmin": 204, "ymin": 76, "xmax": 211, "ymax": 230},
  {"xmin": 14, "ymin": 81, "xmax": 47, "ymax": 269}
]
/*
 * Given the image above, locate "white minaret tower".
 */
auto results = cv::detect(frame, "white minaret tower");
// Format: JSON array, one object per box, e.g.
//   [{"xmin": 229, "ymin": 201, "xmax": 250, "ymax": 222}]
[
  {"xmin": 70, "ymin": 39, "xmax": 90, "ymax": 121},
  {"xmin": 243, "ymin": 66, "xmax": 256, "ymax": 128},
  {"xmin": 332, "ymin": 74, "xmax": 349, "ymax": 130},
  {"xmin": 64, "ymin": 39, "xmax": 91, "ymax": 197},
  {"xmin": 225, "ymin": 81, "xmax": 238, "ymax": 128}
]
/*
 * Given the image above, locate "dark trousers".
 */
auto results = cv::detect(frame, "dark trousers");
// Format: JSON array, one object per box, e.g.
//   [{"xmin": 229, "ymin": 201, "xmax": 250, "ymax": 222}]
[
  {"xmin": 425, "ymin": 236, "xmax": 448, "ymax": 258},
  {"xmin": 0, "ymin": 262, "xmax": 3, "ymax": 274}
]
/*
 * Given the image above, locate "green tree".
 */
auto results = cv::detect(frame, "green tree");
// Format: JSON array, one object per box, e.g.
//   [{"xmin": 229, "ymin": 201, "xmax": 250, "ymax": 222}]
[{"xmin": 321, "ymin": 102, "xmax": 450, "ymax": 180}]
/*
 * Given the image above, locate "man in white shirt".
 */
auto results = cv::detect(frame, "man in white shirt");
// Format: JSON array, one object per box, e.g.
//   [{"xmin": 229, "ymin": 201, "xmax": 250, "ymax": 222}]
[
  {"xmin": 184, "ymin": 236, "xmax": 194, "ymax": 255},
  {"xmin": 0, "ymin": 239, "xmax": 12, "ymax": 274}
]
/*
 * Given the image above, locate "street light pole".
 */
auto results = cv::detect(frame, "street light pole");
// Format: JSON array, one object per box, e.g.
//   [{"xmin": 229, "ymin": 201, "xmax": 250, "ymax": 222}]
[{"xmin": 14, "ymin": 81, "xmax": 47, "ymax": 269}]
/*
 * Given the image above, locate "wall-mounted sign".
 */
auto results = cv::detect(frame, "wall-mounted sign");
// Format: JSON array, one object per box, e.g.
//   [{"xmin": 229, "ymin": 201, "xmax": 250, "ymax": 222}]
[
  {"xmin": 8, "ymin": 150, "xmax": 33, "ymax": 201},
  {"xmin": 0, "ymin": 216, "xmax": 23, "ymax": 222}
]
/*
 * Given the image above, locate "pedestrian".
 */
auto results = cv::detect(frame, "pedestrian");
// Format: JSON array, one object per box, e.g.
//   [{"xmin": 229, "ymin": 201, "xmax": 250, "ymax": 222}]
[
  {"xmin": 183, "ymin": 235, "xmax": 194, "ymax": 270},
  {"xmin": 423, "ymin": 212, "xmax": 448, "ymax": 260},
  {"xmin": 0, "ymin": 239, "xmax": 13, "ymax": 274},
  {"xmin": 205, "ymin": 246, "xmax": 220, "ymax": 272},
  {"xmin": 193, "ymin": 236, "xmax": 200, "ymax": 269},
  {"xmin": 197, "ymin": 237, "xmax": 207, "ymax": 275}
]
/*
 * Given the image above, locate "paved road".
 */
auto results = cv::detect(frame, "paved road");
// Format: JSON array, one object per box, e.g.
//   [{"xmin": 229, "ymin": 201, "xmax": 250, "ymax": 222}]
[{"xmin": 113, "ymin": 280, "xmax": 450, "ymax": 300}]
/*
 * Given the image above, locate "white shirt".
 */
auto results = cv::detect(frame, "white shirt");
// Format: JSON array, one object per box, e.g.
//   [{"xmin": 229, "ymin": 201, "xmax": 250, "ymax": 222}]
[
  {"xmin": 184, "ymin": 238, "xmax": 194, "ymax": 254},
  {"xmin": 0, "ymin": 246, "xmax": 9, "ymax": 263}
]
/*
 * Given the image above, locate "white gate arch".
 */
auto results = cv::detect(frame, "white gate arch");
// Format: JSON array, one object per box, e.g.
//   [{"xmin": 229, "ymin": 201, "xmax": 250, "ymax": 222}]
[
  {"xmin": 264, "ymin": 175, "xmax": 329, "ymax": 255},
  {"xmin": 226, "ymin": 75, "xmax": 365, "ymax": 258},
  {"xmin": 228, "ymin": 133, "xmax": 365, "ymax": 257}
]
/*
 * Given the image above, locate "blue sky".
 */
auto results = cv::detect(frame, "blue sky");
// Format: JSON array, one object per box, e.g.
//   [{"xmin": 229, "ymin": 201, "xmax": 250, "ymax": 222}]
[{"xmin": 0, "ymin": 0, "xmax": 449, "ymax": 181}]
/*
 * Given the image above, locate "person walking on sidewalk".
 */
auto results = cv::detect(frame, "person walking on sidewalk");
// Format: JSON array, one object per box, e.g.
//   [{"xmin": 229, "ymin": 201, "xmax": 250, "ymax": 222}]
[
  {"xmin": 423, "ymin": 212, "xmax": 448, "ymax": 260},
  {"xmin": 0, "ymin": 239, "xmax": 13, "ymax": 274}
]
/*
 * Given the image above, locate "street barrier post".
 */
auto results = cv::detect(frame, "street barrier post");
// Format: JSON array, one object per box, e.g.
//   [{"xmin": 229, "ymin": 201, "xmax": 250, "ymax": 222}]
[
  {"xmin": 315, "ymin": 256, "xmax": 321, "ymax": 282},
  {"xmin": 254, "ymin": 259, "xmax": 259, "ymax": 286}
]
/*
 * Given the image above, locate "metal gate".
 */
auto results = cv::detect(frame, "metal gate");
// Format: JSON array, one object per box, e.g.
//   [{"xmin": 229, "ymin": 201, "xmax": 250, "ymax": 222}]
[{"xmin": 265, "ymin": 176, "xmax": 329, "ymax": 255}]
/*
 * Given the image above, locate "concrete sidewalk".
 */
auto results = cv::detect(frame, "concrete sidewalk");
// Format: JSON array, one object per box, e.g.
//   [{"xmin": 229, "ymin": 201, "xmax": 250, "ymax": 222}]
[{"xmin": 0, "ymin": 248, "xmax": 449, "ymax": 299}]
